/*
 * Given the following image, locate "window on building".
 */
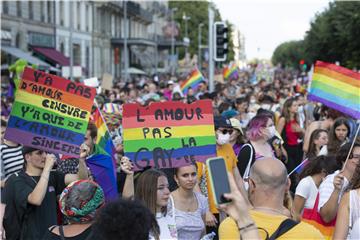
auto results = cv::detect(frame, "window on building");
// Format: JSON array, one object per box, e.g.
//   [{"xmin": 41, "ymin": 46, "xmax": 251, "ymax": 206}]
[
  {"xmin": 77, "ymin": 2, "xmax": 81, "ymax": 30},
  {"xmin": 86, "ymin": 46, "xmax": 90, "ymax": 76},
  {"xmin": 60, "ymin": 42, "xmax": 65, "ymax": 54},
  {"xmin": 60, "ymin": 1, "xmax": 64, "ymax": 26},
  {"xmin": 40, "ymin": 1, "xmax": 45, "ymax": 21},
  {"xmin": 85, "ymin": 4, "xmax": 89, "ymax": 32},
  {"xmin": 47, "ymin": 1, "xmax": 52, "ymax": 23},
  {"xmin": 16, "ymin": 1, "xmax": 22, "ymax": 17},
  {"xmin": 15, "ymin": 33, "xmax": 20, "ymax": 48},
  {"xmin": 73, "ymin": 44, "xmax": 81, "ymax": 65},
  {"xmin": 29, "ymin": 1, "xmax": 33, "ymax": 20},
  {"xmin": 3, "ymin": 1, "xmax": 9, "ymax": 14}
]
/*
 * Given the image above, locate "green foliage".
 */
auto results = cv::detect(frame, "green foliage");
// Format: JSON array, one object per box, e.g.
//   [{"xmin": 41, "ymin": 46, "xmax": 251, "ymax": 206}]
[
  {"xmin": 168, "ymin": 1, "xmax": 234, "ymax": 62},
  {"xmin": 272, "ymin": 1, "xmax": 360, "ymax": 70},
  {"xmin": 271, "ymin": 40, "xmax": 304, "ymax": 69}
]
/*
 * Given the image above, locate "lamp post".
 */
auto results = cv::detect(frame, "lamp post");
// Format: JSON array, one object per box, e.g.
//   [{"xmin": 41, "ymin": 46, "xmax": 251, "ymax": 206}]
[
  {"xmin": 182, "ymin": 13, "xmax": 190, "ymax": 56},
  {"xmin": 170, "ymin": 7, "xmax": 177, "ymax": 76},
  {"xmin": 123, "ymin": 1, "xmax": 129, "ymax": 82},
  {"xmin": 198, "ymin": 23, "xmax": 204, "ymax": 70}
]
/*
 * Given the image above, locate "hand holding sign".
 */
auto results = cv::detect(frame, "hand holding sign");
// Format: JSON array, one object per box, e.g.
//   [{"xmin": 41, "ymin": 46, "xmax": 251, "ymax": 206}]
[{"xmin": 120, "ymin": 157, "xmax": 134, "ymax": 175}]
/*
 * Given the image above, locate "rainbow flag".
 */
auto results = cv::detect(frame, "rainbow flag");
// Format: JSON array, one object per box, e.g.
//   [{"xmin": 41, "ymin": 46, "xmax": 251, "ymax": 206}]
[
  {"xmin": 122, "ymin": 100, "xmax": 217, "ymax": 171},
  {"xmin": 223, "ymin": 63, "xmax": 239, "ymax": 80},
  {"xmin": 181, "ymin": 68, "xmax": 205, "ymax": 95},
  {"xmin": 308, "ymin": 61, "xmax": 360, "ymax": 119},
  {"xmin": 92, "ymin": 107, "xmax": 116, "ymax": 157}
]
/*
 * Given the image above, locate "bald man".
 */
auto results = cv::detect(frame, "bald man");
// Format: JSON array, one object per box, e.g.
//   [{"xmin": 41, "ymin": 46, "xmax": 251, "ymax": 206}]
[{"xmin": 219, "ymin": 158, "xmax": 324, "ymax": 239}]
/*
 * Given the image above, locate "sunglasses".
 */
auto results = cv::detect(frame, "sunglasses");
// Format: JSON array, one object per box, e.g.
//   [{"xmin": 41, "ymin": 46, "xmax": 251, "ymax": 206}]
[{"xmin": 218, "ymin": 129, "xmax": 233, "ymax": 135}]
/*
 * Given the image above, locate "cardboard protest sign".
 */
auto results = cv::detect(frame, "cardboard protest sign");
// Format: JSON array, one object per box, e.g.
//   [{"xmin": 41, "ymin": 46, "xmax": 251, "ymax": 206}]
[
  {"xmin": 123, "ymin": 100, "xmax": 217, "ymax": 170},
  {"xmin": 4, "ymin": 67, "xmax": 97, "ymax": 157},
  {"xmin": 101, "ymin": 73, "xmax": 113, "ymax": 90}
]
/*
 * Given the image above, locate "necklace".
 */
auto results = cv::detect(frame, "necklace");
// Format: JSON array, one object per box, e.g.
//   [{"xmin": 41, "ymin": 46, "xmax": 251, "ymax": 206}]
[{"xmin": 253, "ymin": 206, "xmax": 286, "ymax": 216}]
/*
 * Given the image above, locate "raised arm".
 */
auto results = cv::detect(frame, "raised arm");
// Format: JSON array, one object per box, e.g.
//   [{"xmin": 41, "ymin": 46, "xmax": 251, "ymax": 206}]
[
  {"xmin": 320, "ymin": 172, "xmax": 344, "ymax": 223},
  {"xmin": 120, "ymin": 157, "xmax": 134, "ymax": 199},
  {"xmin": 65, "ymin": 144, "xmax": 90, "ymax": 185},
  {"xmin": 27, "ymin": 154, "xmax": 55, "ymax": 206}
]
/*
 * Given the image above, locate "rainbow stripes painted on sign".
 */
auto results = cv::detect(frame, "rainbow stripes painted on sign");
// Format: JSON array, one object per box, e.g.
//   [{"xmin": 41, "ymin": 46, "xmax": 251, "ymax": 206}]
[
  {"xmin": 308, "ymin": 61, "xmax": 360, "ymax": 119},
  {"xmin": 4, "ymin": 67, "xmax": 96, "ymax": 157},
  {"xmin": 123, "ymin": 100, "xmax": 216, "ymax": 170},
  {"xmin": 223, "ymin": 63, "xmax": 239, "ymax": 80},
  {"xmin": 180, "ymin": 68, "xmax": 205, "ymax": 95}
]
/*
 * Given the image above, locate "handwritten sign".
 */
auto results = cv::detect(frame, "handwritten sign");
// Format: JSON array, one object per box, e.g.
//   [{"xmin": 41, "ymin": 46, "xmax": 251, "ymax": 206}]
[
  {"xmin": 4, "ymin": 67, "xmax": 96, "ymax": 157},
  {"xmin": 123, "ymin": 100, "xmax": 216, "ymax": 170}
]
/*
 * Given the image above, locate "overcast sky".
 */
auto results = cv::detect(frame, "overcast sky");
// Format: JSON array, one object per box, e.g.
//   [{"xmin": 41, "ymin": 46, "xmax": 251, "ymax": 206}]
[{"xmin": 213, "ymin": 0, "xmax": 330, "ymax": 60}]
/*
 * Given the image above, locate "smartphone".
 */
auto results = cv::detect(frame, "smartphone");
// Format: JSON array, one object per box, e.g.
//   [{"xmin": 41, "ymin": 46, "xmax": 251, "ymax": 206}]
[{"xmin": 206, "ymin": 157, "xmax": 231, "ymax": 205}]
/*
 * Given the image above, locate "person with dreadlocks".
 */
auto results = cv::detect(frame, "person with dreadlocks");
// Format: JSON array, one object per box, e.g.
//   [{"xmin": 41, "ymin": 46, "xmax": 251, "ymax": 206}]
[{"xmin": 41, "ymin": 180, "xmax": 105, "ymax": 240}]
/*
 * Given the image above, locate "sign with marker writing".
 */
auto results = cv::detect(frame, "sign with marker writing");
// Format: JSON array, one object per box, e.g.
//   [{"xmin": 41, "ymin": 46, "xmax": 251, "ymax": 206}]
[
  {"xmin": 123, "ymin": 100, "xmax": 216, "ymax": 170},
  {"xmin": 4, "ymin": 67, "xmax": 96, "ymax": 157}
]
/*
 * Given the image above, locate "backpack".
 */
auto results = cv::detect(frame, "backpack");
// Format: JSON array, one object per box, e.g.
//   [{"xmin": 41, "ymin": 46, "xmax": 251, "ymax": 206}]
[{"xmin": 3, "ymin": 172, "xmax": 35, "ymax": 240}]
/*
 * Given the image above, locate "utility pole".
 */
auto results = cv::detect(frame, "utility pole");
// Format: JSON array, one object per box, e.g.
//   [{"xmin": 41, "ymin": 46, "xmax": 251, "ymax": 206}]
[
  {"xmin": 208, "ymin": 7, "xmax": 214, "ymax": 92},
  {"xmin": 123, "ymin": 1, "xmax": 129, "ymax": 82},
  {"xmin": 198, "ymin": 23, "xmax": 204, "ymax": 70},
  {"xmin": 170, "ymin": 8, "xmax": 177, "ymax": 76},
  {"xmin": 69, "ymin": 1, "xmax": 73, "ymax": 80}
]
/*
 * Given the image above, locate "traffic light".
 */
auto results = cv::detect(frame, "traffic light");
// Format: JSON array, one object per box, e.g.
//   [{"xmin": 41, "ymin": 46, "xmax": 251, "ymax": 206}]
[
  {"xmin": 299, "ymin": 59, "xmax": 307, "ymax": 71},
  {"xmin": 214, "ymin": 22, "xmax": 228, "ymax": 62}
]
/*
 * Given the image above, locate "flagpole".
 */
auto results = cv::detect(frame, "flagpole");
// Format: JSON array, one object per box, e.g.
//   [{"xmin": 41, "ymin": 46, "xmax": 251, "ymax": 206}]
[
  {"xmin": 342, "ymin": 122, "xmax": 360, "ymax": 171},
  {"xmin": 288, "ymin": 159, "xmax": 308, "ymax": 177}
]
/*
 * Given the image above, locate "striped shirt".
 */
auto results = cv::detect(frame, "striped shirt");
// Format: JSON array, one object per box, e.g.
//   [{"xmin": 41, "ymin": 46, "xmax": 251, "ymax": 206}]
[
  {"xmin": 0, "ymin": 144, "xmax": 24, "ymax": 179},
  {"xmin": 318, "ymin": 170, "xmax": 349, "ymax": 211}
]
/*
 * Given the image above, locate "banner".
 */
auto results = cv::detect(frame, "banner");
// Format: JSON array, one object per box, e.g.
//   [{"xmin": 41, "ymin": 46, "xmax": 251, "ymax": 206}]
[
  {"xmin": 123, "ymin": 100, "xmax": 216, "ymax": 170},
  {"xmin": 4, "ymin": 67, "xmax": 96, "ymax": 157},
  {"xmin": 308, "ymin": 61, "xmax": 360, "ymax": 119}
]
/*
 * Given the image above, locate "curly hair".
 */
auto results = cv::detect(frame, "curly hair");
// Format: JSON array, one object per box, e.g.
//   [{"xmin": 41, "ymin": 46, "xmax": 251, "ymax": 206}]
[{"xmin": 89, "ymin": 199, "xmax": 159, "ymax": 240}]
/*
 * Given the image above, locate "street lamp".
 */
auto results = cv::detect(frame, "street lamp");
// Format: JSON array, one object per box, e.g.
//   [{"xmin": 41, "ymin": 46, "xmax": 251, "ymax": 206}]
[
  {"xmin": 198, "ymin": 23, "xmax": 204, "ymax": 70},
  {"xmin": 182, "ymin": 12, "xmax": 191, "ymax": 56},
  {"xmin": 171, "ymin": 7, "xmax": 177, "ymax": 76}
]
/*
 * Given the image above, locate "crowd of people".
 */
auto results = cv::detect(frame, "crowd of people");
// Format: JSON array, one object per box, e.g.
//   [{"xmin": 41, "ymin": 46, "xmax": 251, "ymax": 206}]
[{"xmin": 0, "ymin": 66, "xmax": 359, "ymax": 240}]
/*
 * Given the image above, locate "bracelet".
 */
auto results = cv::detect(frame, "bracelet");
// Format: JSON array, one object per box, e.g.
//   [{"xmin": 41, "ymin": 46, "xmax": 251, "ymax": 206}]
[{"xmin": 238, "ymin": 222, "xmax": 256, "ymax": 232}]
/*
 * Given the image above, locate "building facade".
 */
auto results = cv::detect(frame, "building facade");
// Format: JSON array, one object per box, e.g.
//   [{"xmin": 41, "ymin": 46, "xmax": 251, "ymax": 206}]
[{"xmin": 1, "ymin": 0, "xmax": 178, "ymax": 80}]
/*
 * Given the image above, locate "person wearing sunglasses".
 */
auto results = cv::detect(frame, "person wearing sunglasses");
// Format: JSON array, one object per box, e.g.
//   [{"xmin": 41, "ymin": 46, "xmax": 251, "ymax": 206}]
[{"xmin": 196, "ymin": 116, "xmax": 244, "ymax": 239}]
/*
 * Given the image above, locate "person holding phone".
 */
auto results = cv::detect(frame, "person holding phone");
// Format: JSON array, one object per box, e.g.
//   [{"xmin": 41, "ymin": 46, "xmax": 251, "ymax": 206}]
[
  {"xmin": 219, "ymin": 158, "xmax": 323, "ymax": 239},
  {"xmin": 171, "ymin": 164, "xmax": 208, "ymax": 240},
  {"xmin": 196, "ymin": 116, "xmax": 244, "ymax": 239}
]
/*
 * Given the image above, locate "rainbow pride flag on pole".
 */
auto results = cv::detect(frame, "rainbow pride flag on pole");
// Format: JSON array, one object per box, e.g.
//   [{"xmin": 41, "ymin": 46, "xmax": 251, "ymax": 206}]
[
  {"xmin": 92, "ymin": 106, "xmax": 116, "ymax": 157},
  {"xmin": 223, "ymin": 63, "xmax": 239, "ymax": 80},
  {"xmin": 181, "ymin": 68, "xmax": 205, "ymax": 95},
  {"xmin": 308, "ymin": 61, "xmax": 360, "ymax": 119}
]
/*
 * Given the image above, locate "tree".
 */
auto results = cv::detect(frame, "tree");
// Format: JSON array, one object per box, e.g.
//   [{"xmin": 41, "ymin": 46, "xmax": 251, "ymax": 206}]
[
  {"xmin": 271, "ymin": 40, "xmax": 304, "ymax": 69},
  {"xmin": 272, "ymin": 1, "xmax": 360, "ymax": 70},
  {"xmin": 168, "ymin": 1, "xmax": 234, "ymax": 63}
]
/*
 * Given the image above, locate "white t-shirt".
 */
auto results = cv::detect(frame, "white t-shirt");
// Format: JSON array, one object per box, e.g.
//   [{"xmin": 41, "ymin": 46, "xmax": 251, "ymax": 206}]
[
  {"xmin": 348, "ymin": 190, "xmax": 360, "ymax": 239},
  {"xmin": 318, "ymin": 170, "xmax": 349, "ymax": 211},
  {"xmin": 295, "ymin": 176, "xmax": 318, "ymax": 211},
  {"xmin": 150, "ymin": 198, "xmax": 178, "ymax": 240}
]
